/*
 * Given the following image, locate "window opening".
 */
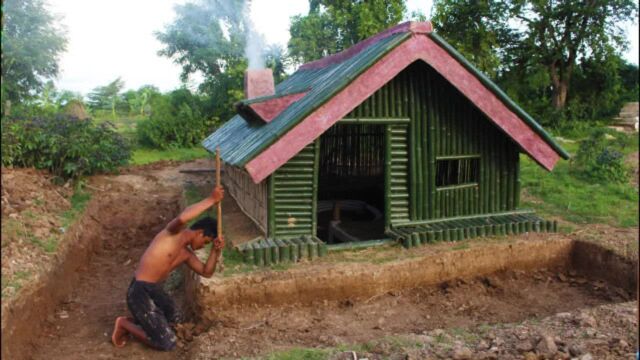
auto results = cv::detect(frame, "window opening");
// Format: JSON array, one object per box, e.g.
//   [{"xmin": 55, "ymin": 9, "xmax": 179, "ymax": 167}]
[{"xmin": 436, "ymin": 157, "xmax": 480, "ymax": 187}]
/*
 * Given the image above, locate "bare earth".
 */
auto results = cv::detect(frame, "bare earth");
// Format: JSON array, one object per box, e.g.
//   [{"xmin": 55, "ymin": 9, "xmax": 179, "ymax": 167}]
[{"xmin": 1, "ymin": 160, "xmax": 637, "ymax": 360}]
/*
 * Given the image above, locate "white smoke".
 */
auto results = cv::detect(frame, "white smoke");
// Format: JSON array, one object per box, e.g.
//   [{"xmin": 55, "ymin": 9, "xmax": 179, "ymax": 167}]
[{"xmin": 243, "ymin": 0, "xmax": 266, "ymax": 69}]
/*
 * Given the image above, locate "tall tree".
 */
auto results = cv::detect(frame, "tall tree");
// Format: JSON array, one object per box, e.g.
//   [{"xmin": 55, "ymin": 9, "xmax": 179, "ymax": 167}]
[
  {"xmin": 1, "ymin": 0, "xmax": 67, "ymax": 115},
  {"xmin": 288, "ymin": 0, "xmax": 408, "ymax": 64},
  {"xmin": 432, "ymin": 0, "xmax": 515, "ymax": 78},
  {"xmin": 511, "ymin": 0, "xmax": 637, "ymax": 110}
]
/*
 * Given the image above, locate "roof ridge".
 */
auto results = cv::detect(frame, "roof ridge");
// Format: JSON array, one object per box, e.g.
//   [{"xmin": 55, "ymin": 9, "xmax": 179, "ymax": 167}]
[{"xmin": 299, "ymin": 21, "xmax": 431, "ymax": 71}]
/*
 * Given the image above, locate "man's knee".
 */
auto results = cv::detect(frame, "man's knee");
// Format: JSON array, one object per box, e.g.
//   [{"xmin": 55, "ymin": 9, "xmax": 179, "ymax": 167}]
[{"xmin": 156, "ymin": 337, "xmax": 176, "ymax": 351}]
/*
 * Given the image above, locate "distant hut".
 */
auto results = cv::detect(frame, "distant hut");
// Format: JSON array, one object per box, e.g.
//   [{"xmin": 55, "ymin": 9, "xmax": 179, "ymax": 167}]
[
  {"xmin": 203, "ymin": 21, "xmax": 569, "ymax": 259},
  {"xmin": 62, "ymin": 100, "xmax": 90, "ymax": 120}
]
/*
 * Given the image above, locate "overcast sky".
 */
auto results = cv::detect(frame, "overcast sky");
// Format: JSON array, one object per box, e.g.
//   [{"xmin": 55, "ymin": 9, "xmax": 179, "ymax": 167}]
[{"xmin": 47, "ymin": 0, "xmax": 639, "ymax": 95}]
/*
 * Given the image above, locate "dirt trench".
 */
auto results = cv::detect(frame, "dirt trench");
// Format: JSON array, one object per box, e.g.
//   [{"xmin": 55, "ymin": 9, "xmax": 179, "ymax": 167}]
[
  {"xmin": 5, "ymin": 160, "xmax": 216, "ymax": 360},
  {"xmin": 5, "ymin": 159, "xmax": 638, "ymax": 360}
]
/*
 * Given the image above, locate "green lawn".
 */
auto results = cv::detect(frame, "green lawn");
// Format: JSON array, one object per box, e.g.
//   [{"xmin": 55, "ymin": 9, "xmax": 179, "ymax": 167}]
[
  {"xmin": 93, "ymin": 113, "xmax": 211, "ymax": 166},
  {"xmin": 520, "ymin": 135, "xmax": 638, "ymax": 227},
  {"xmin": 131, "ymin": 147, "xmax": 210, "ymax": 165}
]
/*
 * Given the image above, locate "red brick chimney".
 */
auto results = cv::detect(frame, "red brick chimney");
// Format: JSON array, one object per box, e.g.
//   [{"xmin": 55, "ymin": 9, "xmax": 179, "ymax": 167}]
[{"xmin": 244, "ymin": 69, "xmax": 275, "ymax": 99}]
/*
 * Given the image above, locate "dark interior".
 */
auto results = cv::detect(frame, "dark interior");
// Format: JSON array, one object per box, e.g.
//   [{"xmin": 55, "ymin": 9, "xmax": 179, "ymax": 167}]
[{"xmin": 317, "ymin": 123, "xmax": 386, "ymax": 243}]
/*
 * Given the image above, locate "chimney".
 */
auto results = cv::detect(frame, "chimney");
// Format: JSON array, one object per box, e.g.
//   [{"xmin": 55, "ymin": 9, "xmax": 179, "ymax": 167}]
[{"xmin": 244, "ymin": 69, "xmax": 275, "ymax": 99}]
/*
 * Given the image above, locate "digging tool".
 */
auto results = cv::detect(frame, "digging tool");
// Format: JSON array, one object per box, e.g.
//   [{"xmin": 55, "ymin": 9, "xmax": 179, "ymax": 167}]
[{"xmin": 213, "ymin": 147, "xmax": 225, "ymax": 272}]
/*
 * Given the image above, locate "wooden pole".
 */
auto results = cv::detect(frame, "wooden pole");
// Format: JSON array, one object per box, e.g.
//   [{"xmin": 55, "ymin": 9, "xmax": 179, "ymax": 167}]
[
  {"xmin": 216, "ymin": 146, "xmax": 227, "ymax": 273},
  {"xmin": 216, "ymin": 147, "xmax": 222, "ymax": 240}
]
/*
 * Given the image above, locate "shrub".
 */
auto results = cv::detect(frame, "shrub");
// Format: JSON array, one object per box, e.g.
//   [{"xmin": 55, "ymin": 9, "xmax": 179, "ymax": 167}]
[
  {"xmin": 136, "ymin": 91, "xmax": 218, "ymax": 149},
  {"xmin": 572, "ymin": 128, "xmax": 630, "ymax": 183},
  {"xmin": 1, "ymin": 115, "xmax": 131, "ymax": 179}
]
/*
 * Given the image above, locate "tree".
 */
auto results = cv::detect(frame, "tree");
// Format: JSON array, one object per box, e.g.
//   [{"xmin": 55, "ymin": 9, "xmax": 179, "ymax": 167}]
[
  {"xmin": 511, "ymin": 0, "xmax": 638, "ymax": 110},
  {"xmin": 433, "ymin": 0, "xmax": 638, "ymax": 126},
  {"xmin": 288, "ymin": 0, "xmax": 408, "ymax": 64},
  {"xmin": 156, "ymin": 0, "xmax": 285, "ymax": 121},
  {"xmin": 432, "ymin": 0, "xmax": 515, "ymax": 78},
  {"xmin": 87, "ymin": 78, "xmax": 125, "ymax": 118},
  {"xmin": 1, "ymin": 0, "xmax": 67, "ymax": 115}
]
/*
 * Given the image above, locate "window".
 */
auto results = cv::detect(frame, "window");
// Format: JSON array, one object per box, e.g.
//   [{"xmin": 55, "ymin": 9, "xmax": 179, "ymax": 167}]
[{"xmin": 435, "ymin": 157, "xmax": 480, "ymax": 187}]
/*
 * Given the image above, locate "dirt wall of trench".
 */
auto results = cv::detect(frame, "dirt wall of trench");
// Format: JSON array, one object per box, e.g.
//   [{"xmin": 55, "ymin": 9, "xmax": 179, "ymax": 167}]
[
  {"xmin": 1, "ymin": 199, "xmax": 104, "ymax": 360},
  {"xmin": 187, "ymin": 238, "xmax": 575, "ymax": 319},
  {"xmin": 571, "ymin": 240, "xmax": 638, "ymax": 293}
]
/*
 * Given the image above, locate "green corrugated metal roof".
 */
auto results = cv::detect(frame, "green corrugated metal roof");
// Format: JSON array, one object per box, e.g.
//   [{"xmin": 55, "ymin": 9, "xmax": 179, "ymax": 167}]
[{"xmin": 202, "ymin": 32, "xmax": 410, "ymax": 166}]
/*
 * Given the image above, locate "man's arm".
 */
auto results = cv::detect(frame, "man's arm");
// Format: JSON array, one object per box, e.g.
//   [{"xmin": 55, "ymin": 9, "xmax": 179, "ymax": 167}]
[
  {"xmin": 166, "ymin": 186, "xmax": 224, "ymax": 233},
  {"xmin": 184, "ymin": 244, "xmax": 223, "ymax": 278}
]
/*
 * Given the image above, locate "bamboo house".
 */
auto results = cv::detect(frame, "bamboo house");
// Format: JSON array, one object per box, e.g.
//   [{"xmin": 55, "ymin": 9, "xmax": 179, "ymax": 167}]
[{"xmin": 203, "ymin": 21, "xmax": 569, "ymax": 261}]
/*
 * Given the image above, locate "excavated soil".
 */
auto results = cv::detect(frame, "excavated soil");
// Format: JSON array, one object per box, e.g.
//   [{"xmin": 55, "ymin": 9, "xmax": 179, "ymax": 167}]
[
  {"xmin": 3, "ymin": 159, "xmax": 637, "ymax": 360},
  {"xmin": 188, "ymin": 268, "xmax": 633, "ymax": 359}
]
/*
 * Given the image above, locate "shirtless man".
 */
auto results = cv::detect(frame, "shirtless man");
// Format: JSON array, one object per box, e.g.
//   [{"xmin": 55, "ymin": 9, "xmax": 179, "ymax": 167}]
[{"xmin": 111, "ymin": 185, "xmax": 224, "ymax": 351}]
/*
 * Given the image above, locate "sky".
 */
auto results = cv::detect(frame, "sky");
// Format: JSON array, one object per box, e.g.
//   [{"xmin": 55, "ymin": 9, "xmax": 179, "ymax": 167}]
[{"xmin": 47, "ymin": 0, "xmax": 639, "ymax": 95}]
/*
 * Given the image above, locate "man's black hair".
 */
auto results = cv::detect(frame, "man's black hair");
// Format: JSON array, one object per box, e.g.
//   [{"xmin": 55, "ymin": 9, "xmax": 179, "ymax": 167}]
[{"xmin": 190, "ymin": 217, "xmax": 217, "ymax": 239}]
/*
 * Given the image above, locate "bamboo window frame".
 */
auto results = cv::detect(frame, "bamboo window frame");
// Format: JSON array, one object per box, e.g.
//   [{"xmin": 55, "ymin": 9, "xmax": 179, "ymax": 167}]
[{"xmin": 435, "ymin": 155, "xmax": 481, "ymax": 191}]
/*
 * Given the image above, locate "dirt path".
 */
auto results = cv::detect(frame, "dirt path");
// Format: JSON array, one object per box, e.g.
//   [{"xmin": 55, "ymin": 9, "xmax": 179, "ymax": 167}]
[{"xmin": 28, "ymin": 159, "xmax": 216, "ymax": 360}]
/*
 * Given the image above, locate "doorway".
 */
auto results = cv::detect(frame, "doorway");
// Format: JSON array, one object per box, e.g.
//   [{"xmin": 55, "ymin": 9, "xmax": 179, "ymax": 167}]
[{"xmin": 316, "ymin": 123, "xmax": 386, "ymax": 244}]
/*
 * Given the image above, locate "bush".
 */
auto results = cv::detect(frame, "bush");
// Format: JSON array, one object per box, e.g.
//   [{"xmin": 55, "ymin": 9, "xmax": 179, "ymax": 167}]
[
  {"xmin": 572, "ymin": 128, "xmax": 631, "ymax": 183},
  {"xmin": 136, "ymin": 90, "xmax": 218, "ymax": 149},
  {"xmin": 1, "ymin": 115, "xmax": 131, "ymax": 179}
]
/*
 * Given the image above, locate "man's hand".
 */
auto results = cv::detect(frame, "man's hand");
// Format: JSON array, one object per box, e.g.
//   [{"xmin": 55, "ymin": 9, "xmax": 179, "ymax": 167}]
[
  {"xmin": 213, "ymin": 236, "xmax": 225, "ymax": 251},
  {"xmin": 211, "ymin": 186, "xmax": 224, "ymax": 203}
]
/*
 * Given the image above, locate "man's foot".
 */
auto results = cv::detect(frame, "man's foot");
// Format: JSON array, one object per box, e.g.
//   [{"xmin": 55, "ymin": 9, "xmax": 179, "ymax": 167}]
[{"xmin": 112, "ymin": 316, "xmax": 129, "ymax": 347}]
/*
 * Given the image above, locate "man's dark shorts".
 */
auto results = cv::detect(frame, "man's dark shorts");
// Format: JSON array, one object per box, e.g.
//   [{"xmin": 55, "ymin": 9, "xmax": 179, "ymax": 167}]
[{"xmin": 126, "ymin": 278, "xmax": 182, "ymax": 351}]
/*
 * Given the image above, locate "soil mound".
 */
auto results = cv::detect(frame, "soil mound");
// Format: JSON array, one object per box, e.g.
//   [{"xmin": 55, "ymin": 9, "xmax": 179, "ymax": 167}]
[{"xmin": 1, "ymin": 168, "xmax": 73, "ymax": 298}]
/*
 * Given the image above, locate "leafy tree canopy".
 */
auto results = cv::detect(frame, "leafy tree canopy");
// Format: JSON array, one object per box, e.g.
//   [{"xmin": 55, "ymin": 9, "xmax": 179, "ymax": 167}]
[
  {"xmin": 288, "ymin": 0, "xmax": 409, "ymax": 64},
  {"xmin": 432, "ymin": 0, "xmax": 638, "ymax": 125},
  {"xmin": 155, "ymin": 0, "xmax": 286, "ymax": 121},
  {"xmin": 432, "ymin": 0, "xmax": 515, "ymax": 78},
  {"xmin": 1, "ymin": 0, "xmax": 67, "ymax": 114}
]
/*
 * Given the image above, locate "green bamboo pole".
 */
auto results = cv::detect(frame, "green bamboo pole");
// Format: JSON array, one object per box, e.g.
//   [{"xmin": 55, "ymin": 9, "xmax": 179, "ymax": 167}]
[
  {"xmin": 515, "ymin": 152, "xmax": 521, "ymax": 209},
  {"xmin": 393, "ymin": 209, "xmax": 535, "ymax": 227},
  {"xmin": 384, "ymin": 125, "xmax": 392, "ymax": 230},
  {"xmin": 268, "ymin": 175, "xmax": 276, "ymax": 238},
  {"xmin": 411, "ymin": 233, "xmax": 420, "ymax": 247},
  {"xmin": 253, "ymin": 242, "xmax": 263, "ymax": 266},
  {"xmin": 409, "ymin": 75, "xmax": 418, "ymax": 221},
  {"xmin": 311, "ymin": 139, "xmax": 320, "ymax": 237}
]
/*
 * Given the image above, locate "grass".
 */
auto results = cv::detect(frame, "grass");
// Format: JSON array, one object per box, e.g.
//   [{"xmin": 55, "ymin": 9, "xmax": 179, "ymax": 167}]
[
  {"xmin": 61, "ymin": 187, "xmax": 92, "ymax": 228},
  {"xmin": 94, "ymin": 113, "xmax": 211, "ymax": 166},
  {"xmin": 260, "ymin": 348, "xmax": 330, "ymax": 360},
  {"xmin": 1, "ymin": 270, "xmax": 31, "ymax": 294},
  {"xmin": 254, "ymin": 335, "xmax": 426, "ymax": 360},
  {"xmin": 29, "ymin": 235, "xmax": 58, "ymax": 253},
  {"xmin": 520, "ymin": 133, "xmax": 639, "ymax": 227},
  {"xmin": 131, "ymin": 147, "xmax": 209, "ymax": 166}
]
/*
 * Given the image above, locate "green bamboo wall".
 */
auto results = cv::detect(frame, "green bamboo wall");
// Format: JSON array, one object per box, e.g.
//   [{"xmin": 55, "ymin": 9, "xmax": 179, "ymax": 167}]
[
  {"xmin": 268, "ymin": 140, "xmax": 319, "ymax": 238},
  {"xmin": 268, "ymin": 60, "xmax": 521, "ymax": 236},
  {"xmin": 386, "ymin": 124, "xmax": 410, "ymax": 226},
  {"xmin": 345, "ymin": 60, "xmax": 520, "ymax": 222}
]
